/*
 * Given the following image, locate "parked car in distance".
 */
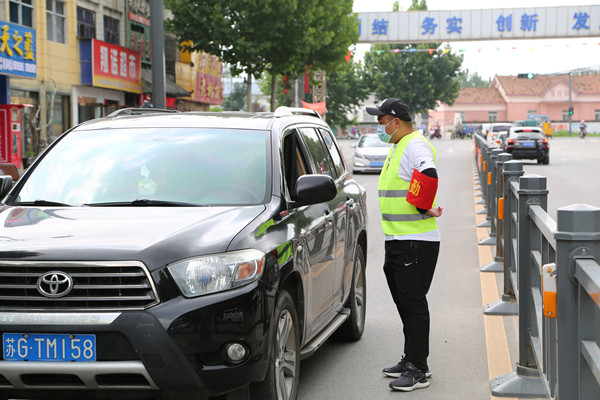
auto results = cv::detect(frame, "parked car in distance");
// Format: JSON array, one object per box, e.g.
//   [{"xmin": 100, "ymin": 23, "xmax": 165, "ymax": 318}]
[
  {"xmin": 0, "ymin": 107, "xmax": 369, "ymax": 400},
  {"xmin": 503, "ymin": 126, "xmax": 549, "ymax": 164},
  {"xmin": 485, "ymin": 123, "xmax": 513, "ymax": 143},
  {"xmin": 351, "ymin": 134, "xmax": 392, "ymax": 173},
  {"xmin": 495, "ymin": 131, "xmax": 508, "ymax": 148}
]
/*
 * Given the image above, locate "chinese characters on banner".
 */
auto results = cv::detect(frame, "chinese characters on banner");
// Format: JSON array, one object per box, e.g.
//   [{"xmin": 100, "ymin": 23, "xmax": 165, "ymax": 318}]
[
  {"xmin": 358, "ymin": 6, "xmax": 598, "ymax": 42},
  {"xmin": 193, "ymin": 52, "xmax": 223, "ymax": 105},
  {"xmin": 0, "ymin": 21, "xmax": 36, "ymax": 78},
  {"xmin": 92, "ymin": 39, "xmax": 141, "ymax": 93}
]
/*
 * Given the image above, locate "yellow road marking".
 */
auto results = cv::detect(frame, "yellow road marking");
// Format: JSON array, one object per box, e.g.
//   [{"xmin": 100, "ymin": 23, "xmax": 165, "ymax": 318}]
[{"xmin": 474, "ymin": 180, "xmax": 517, "ymax": 400}]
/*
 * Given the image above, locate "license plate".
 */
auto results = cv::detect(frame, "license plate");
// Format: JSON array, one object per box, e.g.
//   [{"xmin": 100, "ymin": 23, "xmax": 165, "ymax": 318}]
[
  {"xmin": 521, "ymin": 141, "xmax": 535, "ymax": 147},
  {"xmin": 3, "ymin": 333, "xmax": 96, "ymax": 362},
  {"xmin": 371, "ymin": 161, "xmax": 383, "ymax": 167}
]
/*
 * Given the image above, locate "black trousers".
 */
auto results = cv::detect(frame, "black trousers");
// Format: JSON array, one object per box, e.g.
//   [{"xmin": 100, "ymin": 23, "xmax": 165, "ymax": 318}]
[{"xmin": 383, "ymin": 239, "xmax": 440, "ymax": 372}]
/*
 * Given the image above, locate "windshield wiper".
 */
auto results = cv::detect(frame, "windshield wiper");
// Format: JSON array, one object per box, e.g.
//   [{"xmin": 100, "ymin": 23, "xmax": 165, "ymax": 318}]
[
  {"xmin": 11, "ymin": 200, "xmax": 73, "ymax": 207},
  {"xmin": 84, "ymin": 199, "xmax": 204, "ymax": 207}
]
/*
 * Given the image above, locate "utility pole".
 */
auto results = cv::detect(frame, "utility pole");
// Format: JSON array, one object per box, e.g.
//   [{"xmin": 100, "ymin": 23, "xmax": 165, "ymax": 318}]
[{"xmin": 150, "ymin": 0, "xmax": 166, "ymax": 109}]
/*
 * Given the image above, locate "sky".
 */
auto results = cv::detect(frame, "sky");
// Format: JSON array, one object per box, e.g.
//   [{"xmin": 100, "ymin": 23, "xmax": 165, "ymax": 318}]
[{"xmin": 352, "ymin": 0, "xmax": 600, "ymax": 80}]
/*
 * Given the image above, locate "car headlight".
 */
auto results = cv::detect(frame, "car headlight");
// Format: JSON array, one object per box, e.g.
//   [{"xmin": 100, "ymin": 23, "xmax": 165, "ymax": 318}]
[
  {"xmin": 168, "ymin": 249, "xmax": 265, "ymax": 297},
  {"xmin": 353, "ymin": 152, "xmax": 366, "ymax": 159}
]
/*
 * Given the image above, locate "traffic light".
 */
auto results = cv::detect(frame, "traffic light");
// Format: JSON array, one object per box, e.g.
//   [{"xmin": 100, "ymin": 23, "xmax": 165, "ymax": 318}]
[
  {"xmin": 569, "ymin": 107, "xmax": 574, "ymax": 116},
  {"xmin": 517, "ymin": 73, "xmax": 535, "ymax": 79}
]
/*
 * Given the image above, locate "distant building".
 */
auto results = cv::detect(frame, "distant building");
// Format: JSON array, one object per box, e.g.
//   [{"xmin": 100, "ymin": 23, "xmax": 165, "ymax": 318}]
[{"xmin": 429, "ymin": 74, "xmax": 600, "ymax": 132}]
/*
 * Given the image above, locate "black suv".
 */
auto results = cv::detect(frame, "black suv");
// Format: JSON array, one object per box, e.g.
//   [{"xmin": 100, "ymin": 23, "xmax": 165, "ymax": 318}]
[{"xmin": 0, "ymin": 107, "xmax": 368, "ymax": 400}]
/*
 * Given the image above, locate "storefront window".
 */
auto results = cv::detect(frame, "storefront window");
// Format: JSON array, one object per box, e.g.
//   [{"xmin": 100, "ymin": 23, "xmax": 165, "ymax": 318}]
[{"xmin": 46, "ymin": 94, "xmax": 70, "ymax": 143}]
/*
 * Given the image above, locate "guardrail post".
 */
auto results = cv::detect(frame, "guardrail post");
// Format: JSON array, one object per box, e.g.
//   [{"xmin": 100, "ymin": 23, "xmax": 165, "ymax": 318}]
[
  {"xmin": 555, "ymin": 204, "xmax": 600, "ymax": 400},
  {"xmin": 481, "ymin": 153, "xmax": 512, "ymax": 272},
  {"xmin": 479, "ymin": 148, "xmax": 502, "ymax": 245},
  {"xmin": 490, "ymin": 175, "xmax": 547, "ymax": 398},
  {"xmin": 483, "ymin": 160, "xmax": 522, "ymax": 316}
]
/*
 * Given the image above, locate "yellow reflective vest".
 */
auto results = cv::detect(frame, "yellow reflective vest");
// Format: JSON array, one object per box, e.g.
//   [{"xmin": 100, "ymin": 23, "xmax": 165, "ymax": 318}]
[{"xmin": 378, "ymin": 131, "xmax": 437, "ymax": 236}]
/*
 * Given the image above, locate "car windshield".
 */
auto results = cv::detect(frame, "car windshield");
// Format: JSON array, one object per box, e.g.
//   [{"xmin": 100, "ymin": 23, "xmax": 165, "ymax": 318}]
[
  {"xmin": 512, "ymin": 130, "xmax": 544, "ymax": 139},
  {"xmin": 12, "ymin": 127, "xmax": 271, "ymax": 206},
  {"xmin": 358, "ymin": 136, "xmax": 390, "ymax": 148},
  {"xmin": 492, "ymin": 125, "xmax": 512, "ymax": 132}
]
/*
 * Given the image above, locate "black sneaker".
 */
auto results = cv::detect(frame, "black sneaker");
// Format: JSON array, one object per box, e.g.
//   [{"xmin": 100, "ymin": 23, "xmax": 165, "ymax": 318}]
[
  {"xmin": 388, "ymin": 362, "xmax": 430, "ymax": 392},
  {"xmin": 383, "ymin": 357, "xmax": 432, "ymax": 378}
]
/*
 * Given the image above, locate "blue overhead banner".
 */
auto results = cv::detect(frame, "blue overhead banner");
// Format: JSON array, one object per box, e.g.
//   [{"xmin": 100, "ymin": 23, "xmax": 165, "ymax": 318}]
[
  {"xmin": 0, "ymin": 21, "xmax": 36, "ymax": 78},
  {"xmin": 357, "ymin": 5, "xmax": 600, "ymax": 43}
]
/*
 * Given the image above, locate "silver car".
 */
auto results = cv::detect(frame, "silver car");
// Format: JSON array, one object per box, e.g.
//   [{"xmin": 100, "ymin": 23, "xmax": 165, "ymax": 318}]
[{"xmin": 351, "ymin": 134, "xmax": 392, "ymax": 173}]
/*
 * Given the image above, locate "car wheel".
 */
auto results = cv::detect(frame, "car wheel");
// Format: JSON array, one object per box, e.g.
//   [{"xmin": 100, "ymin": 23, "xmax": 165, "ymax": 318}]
[
  {"xmin": 250, "ymin": 290, "xmax": 299, "ymax": 400},
  {"xmin": 335, "ymin": 244, "xmax": 366, "ymax": 341},
  {"xmin": 543, "ymin": 154, "xmax": 549, "ymax": 165}
]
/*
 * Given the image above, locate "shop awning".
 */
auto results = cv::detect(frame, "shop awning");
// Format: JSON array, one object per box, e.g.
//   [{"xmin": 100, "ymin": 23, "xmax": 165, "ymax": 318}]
[{"xmin": 141, "ymin": 69, "xmax": 192, "ymax": 98}]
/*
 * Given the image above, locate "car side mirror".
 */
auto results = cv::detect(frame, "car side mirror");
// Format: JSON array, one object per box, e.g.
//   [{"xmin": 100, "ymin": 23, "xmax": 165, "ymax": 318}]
[
  {"xmin": 0, "ymin": 176, "xmax": 13, "ymax": 199},
  {"xmin": 290, "ymin": 174, "xmax": 337, "ymax": 208}
]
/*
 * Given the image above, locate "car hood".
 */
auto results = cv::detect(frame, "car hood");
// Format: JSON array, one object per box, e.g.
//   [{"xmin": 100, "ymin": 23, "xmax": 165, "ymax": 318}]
[{"xmin": 0, "ymin": 205, "xmax": 265, "ymax": 269}]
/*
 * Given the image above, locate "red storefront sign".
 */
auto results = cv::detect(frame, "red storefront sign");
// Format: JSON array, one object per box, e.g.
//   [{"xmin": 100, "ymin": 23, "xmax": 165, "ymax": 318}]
[{"xmin": 92, "ymin": 39, "xmax": 141, "ymax": 93}]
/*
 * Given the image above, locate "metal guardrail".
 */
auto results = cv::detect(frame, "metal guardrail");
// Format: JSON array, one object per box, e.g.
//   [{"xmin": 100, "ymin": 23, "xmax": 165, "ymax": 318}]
[{"xmin": 473, "ymin": 134, "xmax": 600, "ymax": 399}]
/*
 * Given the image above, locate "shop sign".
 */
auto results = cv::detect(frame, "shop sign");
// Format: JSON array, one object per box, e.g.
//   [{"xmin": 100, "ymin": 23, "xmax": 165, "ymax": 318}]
[
  {"xmin": 193, "ymin": 52, "xmax": 223, "ymax": 105},
  {"xmin": 127, "ymin": 0, "xmax": 151, "ymax": 64},
  {"xmin": 0, "ymin": 21, "xmax": 36, "ymax": 78},
  {"xmin": 92, "ymin": 39, "xmax": 141, "ymax": 93}
]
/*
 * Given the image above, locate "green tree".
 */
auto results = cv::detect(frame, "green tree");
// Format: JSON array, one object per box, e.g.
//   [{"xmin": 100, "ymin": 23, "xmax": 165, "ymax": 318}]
[
  {"xmin": 459, "ymin": 69, "xmax": 491, "ymax": 87},
  {"xmin": 222, "ymin": 82, "xmax": 247, "ymax": 111},
  {"xmin": 325, "ymin": 60, "xmax": 370, "ymax": 130},
  {"xmin": 166, "ymin": 0, "xmax": 358, "ymax": 111}
]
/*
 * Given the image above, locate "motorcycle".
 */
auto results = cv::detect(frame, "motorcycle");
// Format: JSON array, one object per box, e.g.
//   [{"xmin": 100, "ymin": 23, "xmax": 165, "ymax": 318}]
[
  {"xmin": 580, "ymin": 125, "xmax": 587, "ymax": 139},
  {"xmin": 429, "ymin": 127, "xmax": 442, "ymax": 140}
]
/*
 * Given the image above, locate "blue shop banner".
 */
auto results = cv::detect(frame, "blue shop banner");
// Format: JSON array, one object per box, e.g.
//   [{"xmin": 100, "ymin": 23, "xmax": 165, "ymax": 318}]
[{"xmin": 0, "ymin": 21, "xmax": 36, "ymax": 78}]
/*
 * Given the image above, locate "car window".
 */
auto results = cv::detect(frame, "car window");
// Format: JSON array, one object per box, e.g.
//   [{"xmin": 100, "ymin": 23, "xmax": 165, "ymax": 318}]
[
  {"xmin": 510, "ymin": 129, "xmax": 544, "ymax": 139},
  {"xmin": 492, "ymin": 125, "xmax": 512, "ymax": 132},
  {"xmin": 298, "ymin": 127, "xmax": 336, "ymax": 177},
  {"xmin": 282, "ymin": 130, "xmax": 310, "ymax": 201},
  {"xmin": 318, "ymin": 128, "xmax": 345, "ymax": 178},
  {"xmin": 14, "ymin": 128, "xmax": 271, "ymax": 206},
  {"xmin": 358, "ymin": 135, "xmax": 390, "ymax": 148}
]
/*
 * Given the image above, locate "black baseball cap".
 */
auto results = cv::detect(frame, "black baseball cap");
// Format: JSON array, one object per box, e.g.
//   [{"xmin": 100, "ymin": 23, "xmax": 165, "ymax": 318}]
[{"xmin": 366, "ymin": 98, "xmax": 412, "ymax": 121}]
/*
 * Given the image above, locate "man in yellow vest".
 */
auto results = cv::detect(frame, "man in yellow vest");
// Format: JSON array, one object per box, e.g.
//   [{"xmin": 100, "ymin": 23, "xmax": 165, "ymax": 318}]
[{"xmin": 366, "ymin": 98, "xmax": 443, "ymax": 392}]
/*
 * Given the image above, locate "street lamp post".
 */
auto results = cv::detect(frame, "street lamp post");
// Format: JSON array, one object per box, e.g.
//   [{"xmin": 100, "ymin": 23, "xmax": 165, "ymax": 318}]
[{"xmin": 150, "ymin": 0, "xmax": 166, "ymax": 109}]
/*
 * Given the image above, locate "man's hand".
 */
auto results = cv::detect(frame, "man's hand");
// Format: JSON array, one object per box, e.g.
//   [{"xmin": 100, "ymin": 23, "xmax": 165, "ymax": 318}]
[{"xmin": 425, "ymin": 206, "xmax": 443, "ymax": 217}]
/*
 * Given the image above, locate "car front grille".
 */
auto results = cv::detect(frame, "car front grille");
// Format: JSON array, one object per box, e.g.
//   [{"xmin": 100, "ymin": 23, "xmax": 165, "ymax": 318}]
[
  {"xmin": 0, "ymin": 261, "xmax": 159, "ymax": 311},
  {"xmin": 364, "ymin": 155, "xmax": 386, "ymax": 161}
]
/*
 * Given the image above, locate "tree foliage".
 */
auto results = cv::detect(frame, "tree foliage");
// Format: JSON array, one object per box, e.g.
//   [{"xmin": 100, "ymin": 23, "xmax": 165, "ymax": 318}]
[
  {"xmin": 165, "ymin": 0, "xmax": 359, "ymax": 108},
  {"xmin": 363, "ymin": 44, "xmax": 463, "ymax": 115},
  {"xmin": 459, "ymin": 69, "xmax": 491, "ymax": 87},
  {"xmin": 325, "ymin": 60, "xmax": 370, "ymax": 130},
  {"xmin": 222, "ymin": 82, "xmax": 247, "ymax": 111}
]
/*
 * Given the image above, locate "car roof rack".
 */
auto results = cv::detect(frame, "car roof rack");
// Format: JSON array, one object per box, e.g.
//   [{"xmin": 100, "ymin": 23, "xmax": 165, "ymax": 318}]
[
  {"xmin": 106, "ymin": 108, "xmax": 179, "ymax": 118},
  {"xmin": 273, "ymin": 107, "xmax": 322, "ymax": 119}
]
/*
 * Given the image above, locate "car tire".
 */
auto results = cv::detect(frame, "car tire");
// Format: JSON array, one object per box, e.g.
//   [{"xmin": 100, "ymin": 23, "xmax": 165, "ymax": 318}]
[
  {"xmin": 543, "ymin": 154, "xmax": 549, "ymax": 165},
  {"xmin": 335, "ymin": 244, "xmax": 366, "ymax": 341},
  {"xmin": 250, "ymin": 290, "xmax": 299, "ymax": 400}
]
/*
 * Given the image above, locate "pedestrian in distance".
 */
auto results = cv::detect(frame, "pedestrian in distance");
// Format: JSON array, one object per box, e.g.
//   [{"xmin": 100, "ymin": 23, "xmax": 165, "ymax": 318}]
[{"xmin": 366, "ymin": 98, "xmax": 443, "ymax": 393}]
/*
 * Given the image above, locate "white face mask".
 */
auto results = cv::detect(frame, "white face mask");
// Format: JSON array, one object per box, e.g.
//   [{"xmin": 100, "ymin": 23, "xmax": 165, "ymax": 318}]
[{"xmin": 377, "ymin": 118, "xmax": 397, "ymax": 143}]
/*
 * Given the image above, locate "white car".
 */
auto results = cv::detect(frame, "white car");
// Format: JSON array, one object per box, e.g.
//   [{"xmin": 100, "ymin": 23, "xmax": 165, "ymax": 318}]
[
  {"xmin": 485, "ymin": 123, "xmax": 513, "ymax": 145},
  {"xmin": 351, "ymin": 134, "xmax": 392, "ymax": 173}
]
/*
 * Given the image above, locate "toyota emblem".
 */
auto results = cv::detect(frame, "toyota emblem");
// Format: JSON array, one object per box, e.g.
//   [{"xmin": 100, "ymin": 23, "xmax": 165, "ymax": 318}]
[{"xmin": 37, "ymin": 271, "xmax": 74, "ymax": 298}]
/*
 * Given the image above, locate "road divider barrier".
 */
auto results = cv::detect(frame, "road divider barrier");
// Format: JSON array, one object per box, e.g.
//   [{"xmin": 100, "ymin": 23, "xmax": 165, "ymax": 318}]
[{"xmin": 473, "ymin": 134, "xmax": 600, "ymax": 400}]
